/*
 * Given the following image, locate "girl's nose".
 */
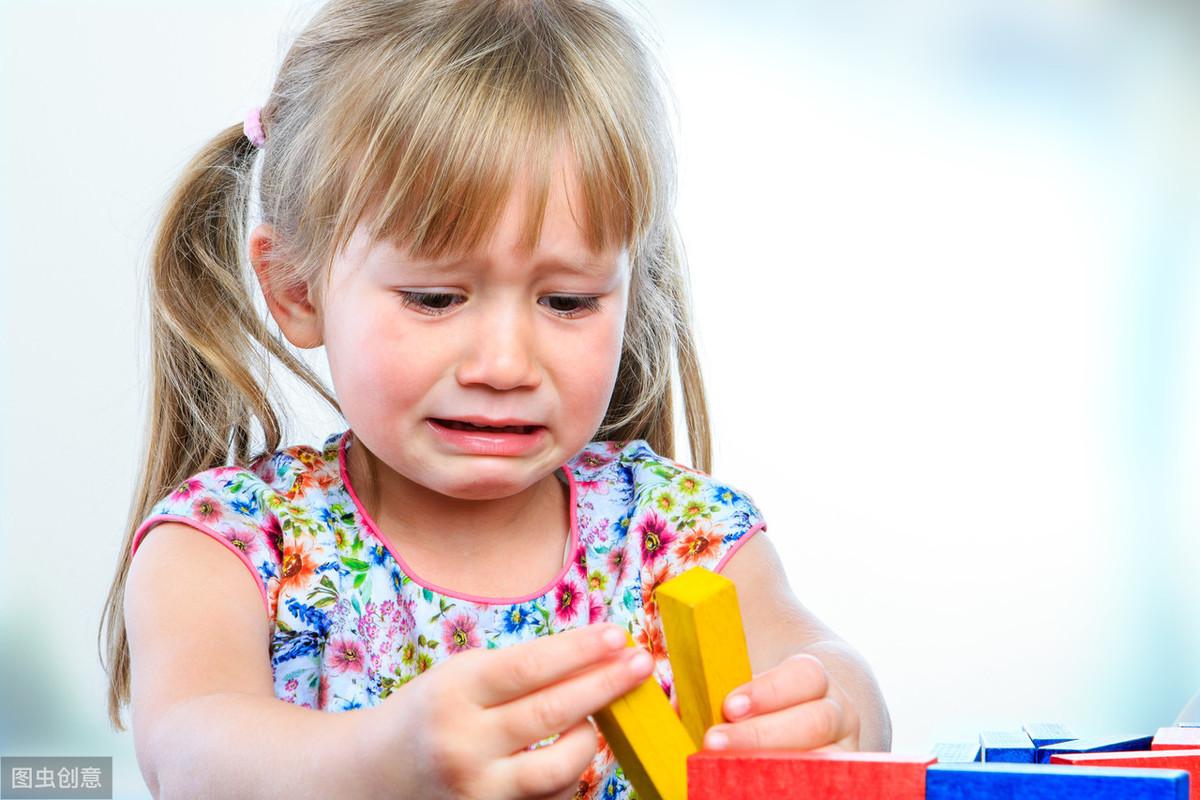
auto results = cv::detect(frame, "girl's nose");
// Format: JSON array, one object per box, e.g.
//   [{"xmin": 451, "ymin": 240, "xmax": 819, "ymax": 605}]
[{"xmin": 454, "ymin": 300, "xmax": 542, "ymax": 391}]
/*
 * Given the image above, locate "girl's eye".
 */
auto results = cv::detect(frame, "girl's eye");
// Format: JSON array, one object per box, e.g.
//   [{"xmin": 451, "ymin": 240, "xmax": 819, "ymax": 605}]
[
  {"xmin": 396, "ymin": 291, "xmax": 462, "ymax": 314},
  {"xmin": 395, "ymin": 292, "xmax": 602, "ymax": 318},
  {"xmin": 542, "ymin": 295, "xmax": 603, "ymax": 317}
]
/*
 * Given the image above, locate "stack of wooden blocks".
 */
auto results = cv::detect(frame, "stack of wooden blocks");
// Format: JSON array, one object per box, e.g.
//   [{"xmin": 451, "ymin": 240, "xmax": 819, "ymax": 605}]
[{"xmin": 594, "ymin": 565, "xmax": 1197, "ymax": 799}]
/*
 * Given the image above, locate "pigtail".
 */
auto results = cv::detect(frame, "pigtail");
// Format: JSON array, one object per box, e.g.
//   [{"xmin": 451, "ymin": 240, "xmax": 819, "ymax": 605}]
[
  {"xmin": 662, "ymin": 226, "xmax": 713, "ymax": 476},
  {"xmin": 600, "ymin": 219, "xmax": 713, "ymax": 475},
  {"xmin": 99, "ymin": 120, "xmax": 338, "ymax": 732}
]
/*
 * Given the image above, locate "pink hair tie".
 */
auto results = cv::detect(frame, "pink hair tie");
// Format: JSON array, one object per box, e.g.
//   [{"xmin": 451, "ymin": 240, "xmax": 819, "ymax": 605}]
[{"xmin": 243, "ymin": 105, "xmax": 266, "ymax": 148}]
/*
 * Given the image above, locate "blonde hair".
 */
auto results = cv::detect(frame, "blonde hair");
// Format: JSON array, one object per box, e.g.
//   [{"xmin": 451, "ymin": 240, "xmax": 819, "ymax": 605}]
[{"xmin": 100, "ymin": 0, "xmax": 713, "ymax": 732}]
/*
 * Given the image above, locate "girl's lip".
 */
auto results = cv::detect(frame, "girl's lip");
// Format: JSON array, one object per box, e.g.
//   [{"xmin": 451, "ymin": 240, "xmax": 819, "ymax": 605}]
[{"xmin": 426, "ymin": 418, "xmax": 548, "ymax": 456}]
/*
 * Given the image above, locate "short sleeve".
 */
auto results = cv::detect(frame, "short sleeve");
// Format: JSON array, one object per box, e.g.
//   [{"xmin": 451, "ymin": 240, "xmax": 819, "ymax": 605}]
[
  {"xmin": 130, "ymin": 466, "xmax": 284, "ymax": 621},
  {"xmin": 623, "ymin": 445, "xmax": 768, "ymax": 583},
  {"xmin": 622, "ymin": 449, "xmax": 769, "ymax": 715},
  {"xmin": 706, "ymin": 479, "xmax": 768, "ymax": 574},
  {"xmin": 657, "ymin": 473, "xmax": 767, "ymax": 577}
]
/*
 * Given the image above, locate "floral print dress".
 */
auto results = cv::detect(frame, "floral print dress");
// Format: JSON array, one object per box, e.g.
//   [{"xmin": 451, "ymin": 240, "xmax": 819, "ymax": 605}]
[{"xmin": 131, "ymin": 429, "xmax": 767, "ymax": 799}]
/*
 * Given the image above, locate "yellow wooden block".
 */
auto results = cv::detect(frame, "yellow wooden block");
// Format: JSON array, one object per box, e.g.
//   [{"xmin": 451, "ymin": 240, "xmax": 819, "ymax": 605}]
[
  {"xmin": 592, "ymin": 630, "xmax": 695, "ymax": 800},
  {"xmin": 655, "ymin": 565, "xmax": 753, "ymax": 749}
]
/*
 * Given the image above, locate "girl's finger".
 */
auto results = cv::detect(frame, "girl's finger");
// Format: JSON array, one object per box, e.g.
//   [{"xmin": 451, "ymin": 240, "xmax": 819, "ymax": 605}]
[
  {"xmin": 490, "ymin": 645, "xmax": 655, "ymax": 753},
  {"xmin": 704, "ymin": 694, "xmax": 848, "ymax": 752},
  {"xmin": 468, "ymin": 622, "xmax": 631, "ymax": 707},
  {"xmin": 494, "ymin": 716, "xmax": 599, "ymax": 800},
  {"xmin": 722, "ymin": 653, "xmax": 829, "ymax": 722}
]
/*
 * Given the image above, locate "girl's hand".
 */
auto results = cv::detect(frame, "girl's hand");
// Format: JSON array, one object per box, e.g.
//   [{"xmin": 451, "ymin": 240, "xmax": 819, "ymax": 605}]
[
  {"xmin": 357, "ymin": 622, "xmax": 656, "ymax": 800},
  {"xmin": 701, "ymin": 652, "xmax": 861, "ymax": 752}
]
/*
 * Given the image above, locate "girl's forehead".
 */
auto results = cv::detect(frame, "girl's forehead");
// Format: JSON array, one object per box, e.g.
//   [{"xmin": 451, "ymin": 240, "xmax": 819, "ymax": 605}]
[
  {"xmin": 328, "ymin": 137, "xmax": 635, "ymax": 286},
  {"xmin": 346, "ymin": 172, "xmax": 626, "ymax": 267},
  {"xmin": 334, "ymin": 210, "xmax": 628, "ymax": 280}
]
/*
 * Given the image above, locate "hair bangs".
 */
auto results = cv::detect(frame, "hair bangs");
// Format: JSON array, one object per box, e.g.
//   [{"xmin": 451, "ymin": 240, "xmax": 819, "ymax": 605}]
[{"xmin": 316, "ymin": 18, "xmax": 656, "ymax": 273}]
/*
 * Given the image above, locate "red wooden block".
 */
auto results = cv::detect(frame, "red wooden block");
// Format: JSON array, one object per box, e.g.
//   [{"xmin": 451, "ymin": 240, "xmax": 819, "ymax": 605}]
[
  {"xmin": 1050, "ymin": 749, "xmax": 1200, "ymax": 800},
  {"xmin": 1154, "ymin": 727, "xmax": 1200, "ymax": 751},
  {"xmin": 687, "ymin": 750, "xmax": 935, "ymax": 800}
]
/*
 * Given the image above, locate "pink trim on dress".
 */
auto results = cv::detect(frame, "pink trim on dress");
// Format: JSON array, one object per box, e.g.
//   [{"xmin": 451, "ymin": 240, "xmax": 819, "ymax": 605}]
[
  {"xmin": 336, "ymin": 429, "xmax": 581, "ymax": 606},
  {"xmin": 129, "ymin": 513, "xmax": 273, "ymax": 621},
  {"xmin": 713, "ymin": 521, "xmax": 767, "ymax": 574}
]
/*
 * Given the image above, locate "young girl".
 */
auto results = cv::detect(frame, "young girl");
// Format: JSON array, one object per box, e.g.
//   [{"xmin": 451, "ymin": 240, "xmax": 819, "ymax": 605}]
[{"xmin": 101, "ymin": 0, "xmax": 891, "ymax": 796}]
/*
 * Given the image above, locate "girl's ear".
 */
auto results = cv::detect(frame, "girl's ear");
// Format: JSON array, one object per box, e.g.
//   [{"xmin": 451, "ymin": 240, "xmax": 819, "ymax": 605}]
[{"xmin": 248, "ymin": 223, "xmax": 323, "ymax": 349}]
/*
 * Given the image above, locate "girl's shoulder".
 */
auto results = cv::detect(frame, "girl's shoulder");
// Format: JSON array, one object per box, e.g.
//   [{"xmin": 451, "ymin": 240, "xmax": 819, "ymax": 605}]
[
  {"xmin": 575, "ymin": 438, "xmax": 767, "ymax": 681},
  {"xmin": 570, "ymin": 437, "xmax": 768, "ymax": 571},
  {"xmin": 129, "ymin": 431, "xmax": 347, "ymax": 620},
  {"xmin": 572, "ymin": 437, "xmax": 762, "ymax": 509},
  {"xmin": 246, "ymin": 429, "xmax": 346, "ymax": 499},
  {"xmin": 145, "ymin": 429, "xmax": 343, "ymax": 515}
]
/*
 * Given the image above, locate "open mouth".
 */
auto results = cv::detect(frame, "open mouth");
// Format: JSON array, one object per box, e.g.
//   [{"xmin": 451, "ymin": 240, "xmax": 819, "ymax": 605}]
[{"xmin": 430, "ymin": 419, "xmax": 542, "ymax": 435}]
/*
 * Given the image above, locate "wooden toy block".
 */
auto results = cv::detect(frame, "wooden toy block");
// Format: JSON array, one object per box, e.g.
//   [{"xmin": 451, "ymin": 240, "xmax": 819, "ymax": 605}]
[
  {"xmin": 687, "ymin": 750, "xmax": 935, "ymax": 800},
  {"xmin": 1023, "ymin": 722, "xmax": 1077, "ymax": 747},
  {"xmin": 979, "ymin": 730, "xmax": 1036, "ymax": 763},
  {"xmin": 1155, "ymin": 727, "xmax": 1200, "ymax": 751},
  {"xmin": 1051, "ymin": 750, "xmax": 1200, "ymax": 800},
  {"xmin": 932, "ymin": 742, "xmax": 982, "ymax": 762},
  {"xmin": 1037, "ymin": 734, "xmax": 1156, "ymax": 764},
  {"xmin": 592, "ymin": 630, "xmax": 696, "ymax": 800},
  {"xmin": 655, "ymin": 565, "xmax": 753, "ymax": 749},
  {"xmin": 926, "ymin": 762, "xmax": 1190, "ymax": 799}
]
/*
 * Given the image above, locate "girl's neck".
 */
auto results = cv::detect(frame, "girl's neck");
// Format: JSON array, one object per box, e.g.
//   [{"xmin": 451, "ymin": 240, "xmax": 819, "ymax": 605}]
[{"xmin": 345, "ymin": 431, "xmax": 570, "ymax": 566}]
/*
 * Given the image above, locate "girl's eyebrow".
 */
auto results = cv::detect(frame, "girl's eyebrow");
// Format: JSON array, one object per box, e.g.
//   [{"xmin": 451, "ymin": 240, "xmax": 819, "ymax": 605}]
[{"xmin": 391, "ymin": 255, "xmax": 616, "ymax": 278}]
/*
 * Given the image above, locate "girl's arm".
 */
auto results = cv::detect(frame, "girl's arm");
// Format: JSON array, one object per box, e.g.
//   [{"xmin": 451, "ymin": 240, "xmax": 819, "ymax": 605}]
[
  {"xmin": 144, "ymin": 692, "xmax": 372, "ymax": 799},
  {"xmin": 125, "ymin": 524, "xmax": 374, "ymax": 798},
  {"xmin": 718, "ymin": 532, "xmax": 893, "ymax": 751},
  {"xmin": 129, "ymin": 524, "xmax": 671, "ymax": 799}
]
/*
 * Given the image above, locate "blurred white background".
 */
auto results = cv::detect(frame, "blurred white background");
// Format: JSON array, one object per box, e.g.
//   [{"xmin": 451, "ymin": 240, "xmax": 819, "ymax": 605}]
[{"xmin": 2, "ymin": 0, "xmax": 1198, "ymax": 796}]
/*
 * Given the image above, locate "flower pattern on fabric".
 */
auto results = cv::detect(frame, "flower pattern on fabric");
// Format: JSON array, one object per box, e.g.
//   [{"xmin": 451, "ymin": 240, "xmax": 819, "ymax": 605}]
[{"xmin": 130, "ymin": 430, "xmax": 767, "ymax": 799}]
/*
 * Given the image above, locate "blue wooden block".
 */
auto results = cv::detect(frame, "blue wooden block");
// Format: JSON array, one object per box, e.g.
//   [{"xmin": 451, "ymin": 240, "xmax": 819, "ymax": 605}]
[
  {"xmin": 1037, "ymin": 734, "xmax": 1156, "ymax": 764},
  {"xmin": 933, "ymin": 742, "xmax": 983, "ymax": 763},
  {"xmin": 926, "ymin": 762, "xmax": 1189, "ymax": 799},
  {"xmin": 979, "ymin": 730, "xmax": 1036, "ymax": 763},
  {"xmin": 1023, "ymin": 722, "xmax": 1076, "ymax": 748}
]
